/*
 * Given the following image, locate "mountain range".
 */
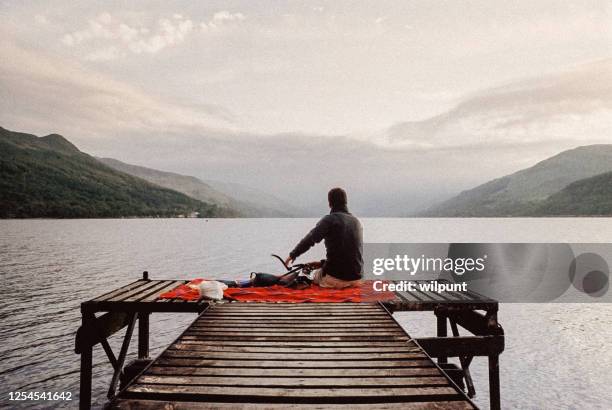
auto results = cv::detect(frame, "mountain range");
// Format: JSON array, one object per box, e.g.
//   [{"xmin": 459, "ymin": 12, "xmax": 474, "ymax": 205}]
[
  {"xmin": 531, "ymin": 171, "xmax": 612, "ymax": 216},
  {"xmin": 2, "ymin": 125, "xmax": 612, "ymax": 218},
  {"xmin": 421, "ymin": 144, "xmax": 612, "ymax": 217},
  {"xmin": 0, "ymin": 126, "xmax": 306, "ymax": 218},
  {"xmin": 0, "ymin": 127, "xmax": 234, "ymax": 218},
  {"xmin": 97, "ymin": 158, "xmax": 304, "ymax": 217}
]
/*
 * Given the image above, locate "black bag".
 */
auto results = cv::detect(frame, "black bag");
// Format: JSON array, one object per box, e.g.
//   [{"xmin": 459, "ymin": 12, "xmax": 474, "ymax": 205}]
[
  {"xmin": 250, "ymin": 272, "xmax": 282, "ymax": 287},
  {"xmin": 250, "ymin": 271, "xmax": 312, "ymax": 289}
]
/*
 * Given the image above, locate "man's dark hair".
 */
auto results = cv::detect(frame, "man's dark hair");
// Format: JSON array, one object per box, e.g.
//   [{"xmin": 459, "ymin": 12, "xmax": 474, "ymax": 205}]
[{"xmin": 328, "ymin": 187, "xmax": 347, "ymax": 208}]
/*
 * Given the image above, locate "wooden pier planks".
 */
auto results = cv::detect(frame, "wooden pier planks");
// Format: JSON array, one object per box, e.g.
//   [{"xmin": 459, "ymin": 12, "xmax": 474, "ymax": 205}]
[
  {"xmin": 82, "ymin": 279, "xmax": 208, "ymax": 313},
  {"xmin": 383, "ymin": 280, "xmax": 497, "ymax": 312},
  {"xmin": 111, "ymin": 303, "xmax": 476, "ymax": 409},
  {"xmin": 83, "ymin": 278, "xmax": 498, "ymax": 314}
]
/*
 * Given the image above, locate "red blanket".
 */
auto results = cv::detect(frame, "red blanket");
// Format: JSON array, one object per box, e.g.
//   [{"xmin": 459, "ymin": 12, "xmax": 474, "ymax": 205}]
[
  {"xmin": 159, "ymin": 279, "xmax": 396, "ymax": 303},
  {"xmin": 159, "ymin": 278, "xmax": 205, "ymax": 301},
  {"xmin": 225, "ymin": 282, "xmax": 396, "ymax": 303}
]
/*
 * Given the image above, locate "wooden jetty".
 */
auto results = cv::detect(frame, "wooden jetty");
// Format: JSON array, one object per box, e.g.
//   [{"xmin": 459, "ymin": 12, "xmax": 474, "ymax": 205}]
[{"xmin": 76, "ymin": 273, "xmax": 504, "ymax": 409}]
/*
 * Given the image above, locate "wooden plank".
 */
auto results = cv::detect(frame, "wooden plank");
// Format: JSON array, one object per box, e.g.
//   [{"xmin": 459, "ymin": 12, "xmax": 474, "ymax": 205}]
[
  {"xmin": 113, "ymin": 399, "xmax": 475, "ymax": 409},
  {"xmin": 213, "ymin": 307, "xmax": 383, "ymax": 312},
  {"xmin": 190, "ymin": 322, "xmax": 399, "ymax": 329},
  {"xmin": 162, "ymin": 351, "xmax": 427, "ymax": 360},
  {"xmin": 125, "ymin": 384, "xmax": 461, "ymax": 399},
  {"xmin": 180, "ymin": 331, "xmax": 408, "ymax": 338},
  {"xmin": 443, "ymin": 290, "xmax": 472, "ymax": 302},
  {"xmin": 107, "ymin": 280, "xmax": 168, "ymax": 302},
  {"xmin": 208, "ymin": 310, "xmax": 385, "ymax": 315},
  {"xmin": 90, "ymin": 300, "xmax": 206, "ymax": 313},
  {"xmin": 197, "ymin": 317, "xmax": 393, "ymax": 321},
  {"xmin": 210, "ymin": 310, "xmax": 385, "ymax": 315},
  {"xmin": 91, "ymin": 280, "xmax": 148, "ymax": 302},
  {"xmin": 412, "ymin": 288, "xmax": 449, "ymax": 303},
  {"xmin": 450, "ymin": 310, "xmax": 504, "ymax": 336},
  {"xmin": 194, "ymin": 319, "xmax": 394, "ymax": 324},
  {"xmin": 121, "ymin": 280, "xmax": 175, "ymax": 302},
  {"xmin": 397, "ymin": 291, "xmax": 425, "ymax": 303},
  {"xmin": 145, "ymin": 366, "xmax": 443, "ymax": 377},
  {"xmin": 169, "ymin": 344, "xmax": 420, "ymax": 354},
  {"xmin": 156, "ymin": 281, "xmax": 189, "ymax": 302},
  {"xmin": 136, "ymin": 375, "xmax": 449, "ymax": 387},
  {"xmin": 184, "ymin": 327, "xmax": 403, "ymax": 334},
  {"xmin": 429, "ymin": 290, "xmax": 464, "ymax": 302},
  {"xmin": 153, "ymin": 358, "xmax": 435, "ymax": 368},
  {"xmin": 169, "ymin": 344, "xmax": 423, "ymax": 353},
  {"xmin": 203, "ymin": 312, "xmax": 388, "ymax": 317},
  {"xmin": 202, "ymin": 312, "xmax": 386, "ymax": 318},
  {"xmin": 75, "ymin": 312, "xmax": 130, "ymax": 353},
  {"xmin": 175, "ymin": 340, "xmax": 415, "ymax": 347},
  {"xmin": 217, "ymin": 304, "xmax": 381, "ymax": 309},
  {"xmin": 220, "ymin": 303, "xmax": 377, "ymax": 307},
  {"xmin": 183, "ymin": 330, "xmax": 406, "ymax": 337},
  {"xmin": 178, "ymin": 336, "xmax": 410, "ymax": 342},
  {"xmin": 181, "ymin": 333, "xmax": 408, "ymax": 340},
  {"xmin": 389, "ymin": 299, "xmax": 496, "ymax": 313},
  {"xmin": 140, "ymin": 281, "xmax": 184, "ymax": 302},
  {"xmin": 191, "ymin": 321, "xmax": 401, "ymax": 332},
  {"xmin": 216, "ymin": 307, "xmax": 347, "ymax": 310},
  {"xmin": 110, "ymin": 301, "xmax": 475, "ymax": 409},
  {"xmin": 196, "ymin": 318, "xmax": 394, "ymax": 323},
  {"xmin": 199, "ymin": 316, "xmax": 391, "ymax": 321},
  {"xmin": 416, "ymin": 336, "xmax": 504, "ymax": 357}
]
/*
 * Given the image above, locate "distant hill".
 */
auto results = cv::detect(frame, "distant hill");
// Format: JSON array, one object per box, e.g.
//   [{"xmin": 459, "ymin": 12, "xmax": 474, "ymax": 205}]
[
  {"xmin": 204, "ymin": 180, "xmax": 308, "ymax": 217},
  {"xmin": 530, "ymin": 171, "xmax": 612, "ymax": 216},
  {"xmin": 0, "ymin": 127, "xmax": 230, "ymax": 218},
  {"xmin": 98, "ymin": 158, "xmax": 303, "ymax": 217},
  {"xmin": 421, "ymin": 145, "xmax": 612, "ymax": 216}
]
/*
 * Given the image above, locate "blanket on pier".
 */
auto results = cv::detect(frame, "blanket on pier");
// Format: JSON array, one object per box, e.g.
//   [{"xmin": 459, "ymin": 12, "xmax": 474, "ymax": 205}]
[{"xmin": 159, "ymin": 279, "xmax": 396, "ymax": 303}]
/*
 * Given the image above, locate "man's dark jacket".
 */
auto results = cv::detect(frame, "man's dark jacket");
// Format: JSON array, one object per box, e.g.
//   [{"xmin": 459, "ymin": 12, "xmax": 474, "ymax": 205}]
[{"xmin": 289, "ymin": 205, "xmax": 363, "ymax": 281}]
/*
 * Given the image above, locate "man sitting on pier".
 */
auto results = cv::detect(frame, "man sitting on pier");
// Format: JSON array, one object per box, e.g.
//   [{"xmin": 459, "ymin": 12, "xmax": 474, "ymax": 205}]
[{"xmin": 285, "ymin": 187, "xmax": 363, "ymax": 289}]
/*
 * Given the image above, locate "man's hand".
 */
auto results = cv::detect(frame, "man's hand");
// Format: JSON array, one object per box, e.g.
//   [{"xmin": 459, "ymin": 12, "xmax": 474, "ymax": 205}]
[{"xmin": 284, "ymin": 256, "xmax": 294, "ymax": 268}]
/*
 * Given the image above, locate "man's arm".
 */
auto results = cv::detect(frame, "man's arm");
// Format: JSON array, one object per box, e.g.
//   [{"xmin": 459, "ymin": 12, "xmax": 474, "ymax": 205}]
[{"xmin": 286, "ymin": 216, "xmax": 332, "ymax": 263}]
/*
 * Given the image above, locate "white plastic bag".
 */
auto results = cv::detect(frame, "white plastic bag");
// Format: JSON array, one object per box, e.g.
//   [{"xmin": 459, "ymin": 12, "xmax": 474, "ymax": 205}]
[{"xmin": 196, "ymin": 280, "xmax": 228, "ymax": 300}]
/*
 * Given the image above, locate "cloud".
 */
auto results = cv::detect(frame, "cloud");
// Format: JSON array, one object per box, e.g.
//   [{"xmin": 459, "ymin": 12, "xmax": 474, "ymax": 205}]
[
  {"xmin": 2, "ymin": 36, "xmax": 608, "ymax": 215},
  {"xmin": 374, "ymin": 16, "xmax": 387, "ymax": 25},
  {"xmin": 85, "ymin": 46, "xmax": 121, "ymax": 61},
  {"xmin": 128, "ymin": 17, "xmax": 194, "ymax": 54},
  {"xmin": 200, "ymin": 10, "xmax": 246, "ymax": 30},
  {"xmin": 212, "ymin": 11, "xmax": 246, "ymax": 23},
  {"xmin": 0, "ymin": 40, "xmax": 523, "ymax": 214},
  {"xmin": 384, "ymin": 59, "xmax": 612, "ymax": 149},
  {"xmin": 62, "ymin": 12, "xmax": 115, "ymax": 46},
  {"xmin": 61, "ymin": 12, "xmax": 195, "ymax": 56},
  {"xmin": 90, "ymin": 124, "xmax": 548, "ymax": 215},
  {"xmin": 61, "ymin": 10, "xmax": 245, "ymax": 59},
  {"xmin": 0, "ymin": 39, "xmax": 236, "ymax": 138}
]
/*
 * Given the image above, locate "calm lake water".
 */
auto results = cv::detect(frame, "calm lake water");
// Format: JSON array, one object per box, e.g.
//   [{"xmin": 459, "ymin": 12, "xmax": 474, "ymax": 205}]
[{"xmin": 1, "ymin": 218, "xmax": 612, "ymax": 409}]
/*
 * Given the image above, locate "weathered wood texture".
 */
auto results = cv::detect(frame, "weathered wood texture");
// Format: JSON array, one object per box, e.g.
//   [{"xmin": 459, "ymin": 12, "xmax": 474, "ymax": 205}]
[
  {"xmin": 82, "ymin": 279, "xmax": 209, "ymax": 314},
  {"xmin": 383, "ymin": 280, "xmax": 498, "ymax": 312},
  {"xmin": 109, "ymin": 303, "xmax": 476, "ymax": 409}
]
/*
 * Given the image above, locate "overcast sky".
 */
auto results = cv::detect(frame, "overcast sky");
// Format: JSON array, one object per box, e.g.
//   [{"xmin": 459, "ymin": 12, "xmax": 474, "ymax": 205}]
[{"xmin": 1, "ymin": 1, "xmax": 611, "ymax": 212}]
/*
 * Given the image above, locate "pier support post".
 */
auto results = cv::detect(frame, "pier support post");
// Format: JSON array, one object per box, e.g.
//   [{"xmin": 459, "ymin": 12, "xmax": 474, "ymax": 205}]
[
  {"xmin": 436, "ymin": 310, "xmax": 448, "ymax": 364},
  {"xmin": 489, "ymin": 354, "xmax": 501, "ymax": 410},
  {"xmin": 79, "ymin": 316, "xmax": 93, "ymax": 410},
  {"xmin": 138, "ymin": 271, "xmax": 150, "ymax": 359},
  {"xmin": 138, "ymin": 313, "xmax": 150, "ymax": 358}
]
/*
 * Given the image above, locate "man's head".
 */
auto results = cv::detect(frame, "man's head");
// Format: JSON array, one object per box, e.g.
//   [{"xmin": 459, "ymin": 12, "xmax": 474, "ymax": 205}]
[{"xmin": 328, "ymin": 187, "xmax": 347, "ymax": 209}]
